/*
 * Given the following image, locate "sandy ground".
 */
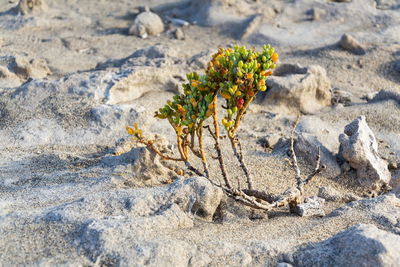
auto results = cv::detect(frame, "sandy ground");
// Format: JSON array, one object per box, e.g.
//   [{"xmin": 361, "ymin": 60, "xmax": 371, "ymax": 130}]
[{"xmin": 0, "ymin": 0, "xmax": 400, "ymax": 266}]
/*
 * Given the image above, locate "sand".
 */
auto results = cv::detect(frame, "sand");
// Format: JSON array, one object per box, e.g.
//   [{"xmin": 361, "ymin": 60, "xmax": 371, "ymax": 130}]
[{"xmin": 0, "ymin": 0, "xmax": 400, "ymax": 266}]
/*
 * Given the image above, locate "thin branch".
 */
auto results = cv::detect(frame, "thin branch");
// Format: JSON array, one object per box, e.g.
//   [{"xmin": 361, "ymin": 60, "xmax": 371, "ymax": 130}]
[
  {"xmin": 189, "ymin": 132, "xmax": 202, "ymax": 158},
  {"xmin": 137, "ymin": 138, "xmax": 184, "ymax": 161},
  {"xmin": 304, "ymin": 146, "xmax": 325, "ymax": 186},
  {"xmin": 184, "ymin": 161, "xmax": 204, "ymax": 177},
  {"xmin": 289, "ymin": 116, "xmax": 324, "ymax": 193},
  {"xmin": 212, "ymin": 97, "xmax": 232, "ymax": 189},
  {"xmin": 197, "ymin": 121, "xmax": 210, "ymax": 178},
  {"xmin": 229, "ymin": 135, "xmax": 254, "ymax": 190},
  {"xmin": 204, "ymin": 125, "xmax": 217, "ymax": 141},
  {"xmin": 242, "ymin": 189, "xmax": 278, "ymax": 203},
  {"xmin": 229, "ymin": 96, "xmax": 254, "ymax": 138}
]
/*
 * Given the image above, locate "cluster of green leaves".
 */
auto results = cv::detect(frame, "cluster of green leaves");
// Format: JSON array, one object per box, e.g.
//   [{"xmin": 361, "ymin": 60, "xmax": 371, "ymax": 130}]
[
  {"xmin": 154, "ymin": 72, "xmax": 215, "ymax": 135},
  {"xmin": 207, "ymin": 44, "xmax": 277, "ymax": 131},
  {"xmin": 131, "ymin": 45, "xmax": 278, "ymax": 141}
]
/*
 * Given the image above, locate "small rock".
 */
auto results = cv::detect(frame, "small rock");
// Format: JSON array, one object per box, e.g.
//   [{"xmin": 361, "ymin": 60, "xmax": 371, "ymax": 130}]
[
  {"xmin": 138, "ymin": 5, "xmax": 150, "ymax": 12},
  {"xmin": 130, "ymin": 147, "xmax": 173, "ymax": 183},
  {"xmin": 339, "ymin": 33, "xmax": 366, "ymax": 55},
  {"xmin": 129, "ymin": 11, "xmax": 164, "ymax": 38},
  {"xmin": 318, "ymin": 186, "xmax": 342, "ymax": 202},
  {"xmin": 318, "ymin": 186, "xmax": 360, "ymax": 203},
  {"xmin": 9, "ymin": 55, "xmax": 51, "ymax": 79},
  {"xmin": 309, "ymin": 7, "xmax": 325, "ymax": 21},
  {"xmin": 168, "ymin": 177, "xmax": 224, "ymax": 221},
  {"xmin": 16, "ymin": 0, "xmax": 48, "ymax": 15},
  {"xmin": 174, "ymin": 28, "xmax": 185, "ymax": 40},
  {"xmin": 0, "ymin": 65, "xmax": 18, "ymax": 79},
  {"xmin": 339, "ymin": 116, "xmax": 391, "ymax": 189},
  {"xmin": 276, "ymin": 263, "xmax": 293, "ymax": 267},
  {"xmin": 294, "ymin": 224, "xmax": 400, "ymax": 267},
  {"xmin": 388, "ymin": 161, "xmax": 398, "ymax": 170},
  {"xmin": 329, "ymin": 194, "xmax": 400, "ymax": 230},
  {"xmin": 364, "ymin": 92, "xmax": 378, "ymax": 101},
  {"xmin": 258, "ymin": 133, "xmax": 281, "ymax": 149},
  {"xmin": 341, "ymin": 193, "xmax": 361, "ymax": 203},
  {"xmin": 264, "ymin": 64, "xmax": 332, "ymax": 114},
  {"xmin": 332, "ymin": 88, "xmax": 353, "ymax": 105},
  {"xmin": 293, "ymin": 196, "xmax": 325, "ymax": 217},
  {"xmin": 265, "ymin": 134, "xmax": 281, "ymax": 148}
]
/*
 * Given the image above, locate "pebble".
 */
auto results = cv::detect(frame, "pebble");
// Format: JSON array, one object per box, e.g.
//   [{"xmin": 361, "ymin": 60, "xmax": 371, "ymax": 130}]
[
  {"xmin": 174, "ymin": 28, "xmax": 185, "ymax": 40},
  {"xmin": 339, "ymin": 33, "xmax": 366, "ymax": 55}
]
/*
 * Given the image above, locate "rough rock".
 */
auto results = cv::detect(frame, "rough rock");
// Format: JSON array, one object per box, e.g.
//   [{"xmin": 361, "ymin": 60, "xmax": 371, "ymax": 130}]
[
  {"xmin": 166, "ymin": 177, "xmax": 224, "ymax": 221},
  {"xmin": 257, "ymin": 133, "xmax": 281, "ymax": 149},
  {"xmin": 339, "ymin": 33, "xmax": 366, "ymax": 55},
  {"xmin": 329, "ymin": 194, "xmax": 400, "ymax": 233},
  {"xmin": 0, "ymin": 66, "xmax": 20, "ymax": 87},
  {"xmin": 102, "ymin": 146, "xmax": 176, "ymax": 186},
  {"xmin": 16, "ymin": 0, "xmax": 48, "ymax": 15},
  {"xmin": 174, "ymin": 28, "xmax": 185, "ymax": 40},
  {"xmin": 293, "ymin": 196, "xmax": 325, "ymax": 217},
  {"xmin": 388, "ymin": 161, "xmax": 398, "ymax": 170},
  {"xmin": 294, "ymin": 224, "xmax": 400, "ymax": 267},
  {"xmin": 265, "ymin": 133, "xmax": 281, "ymax": 149},
  {"xmin": 0, "ymin": 176, "xmax": 223, "ymax": 265},
  {"xmin": 0, "ymin": 55, "xmax": 51, "ymax": 87},
  {"xmin": 128, "ymin": 146, "xmax": 174, "ymax": 183},
  {"xmin": 339, "ymin": 116, "xmax": 391, "ymax": 188},
  {"xmin": 308, "ymin": 7, "xmax": 326, "ymax": 21},
  {"xmin": 263, "ymin": 64, "xmax": 332, "ymax": 114},
  {"xmin": 332, "ymin": 88, "xmax": 354, "ymax": 105},
  {"xmin": 318, "ymin": 186, "xmax": 360, "ymax": 202},
  {"xmin": 128, "ymin": 11, "xmax": 164, "ymax": 38}
]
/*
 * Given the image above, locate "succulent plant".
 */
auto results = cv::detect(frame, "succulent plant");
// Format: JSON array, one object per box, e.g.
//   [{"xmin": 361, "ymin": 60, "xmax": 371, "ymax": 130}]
[{"xmin": 127, "ymin": 45, "xmax": 278, "ymax": 188}]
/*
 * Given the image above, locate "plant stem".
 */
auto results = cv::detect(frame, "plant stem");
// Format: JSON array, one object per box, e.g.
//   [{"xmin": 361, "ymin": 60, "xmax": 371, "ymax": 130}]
[
  {"xmin": 229, "ymin": 95, "xmax": 254, "ymax": 138},
  {"xmin": 212, "ymin": 97, "xmax": 232, "ymax": 189},
  {"xmin": 197, "ymin": 121, "xmax": 210, "ymax": 178},
  {"xmin": 137, "ymin": 138, "xmax": 184, "ymax": 161},
  {"xmin": 229, "ymin": 135, "xmax": 253, "ymax": 190}
]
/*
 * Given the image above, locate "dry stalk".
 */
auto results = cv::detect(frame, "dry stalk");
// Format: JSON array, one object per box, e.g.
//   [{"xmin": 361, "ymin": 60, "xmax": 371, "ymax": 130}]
[
  {"xmin": 136, "ymin": 138, "xmax": 184, "ymax": 162},
  {"xmin": 229, "ymin": 135, "xmax": 254, "ymax": 190},
  {"xmin": 204, "ymin": 116, "xmax": 324, "ymax": 213},
  {"xmin": 289, "ymin": 116, "xmax": 324, "ymax": 192},
  {"xmin": 212, "ymin": 97, "xmax": 232, "ymax": 189}
]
